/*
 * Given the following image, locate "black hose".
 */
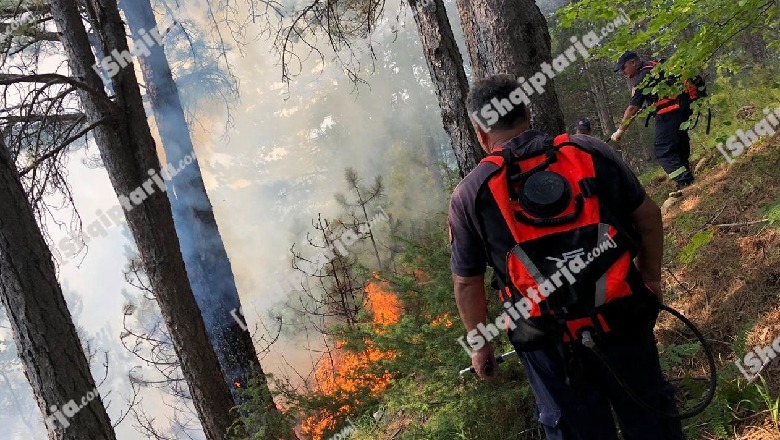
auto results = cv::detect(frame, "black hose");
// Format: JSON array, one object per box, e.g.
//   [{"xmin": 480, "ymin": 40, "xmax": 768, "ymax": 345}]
[{"xmin": 587, "ymin": 303, "xmax": 717, "ymax": 419}]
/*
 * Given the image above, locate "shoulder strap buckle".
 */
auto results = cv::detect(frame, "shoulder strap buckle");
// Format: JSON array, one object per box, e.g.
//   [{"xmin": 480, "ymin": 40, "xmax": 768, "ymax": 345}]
[{"xmin": 578, "ymin": 177, "xmax": 598, "ymax": 198}]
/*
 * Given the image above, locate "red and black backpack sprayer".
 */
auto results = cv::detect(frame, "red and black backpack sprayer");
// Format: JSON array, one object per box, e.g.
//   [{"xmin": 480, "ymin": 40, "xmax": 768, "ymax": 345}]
[
  {"xmin": 458, "ymin": 134, "xmax": 716, "ymax": 419},
  {"xmin": 639, "ymin": 59, "xmax": 711, "ymax": 133}
]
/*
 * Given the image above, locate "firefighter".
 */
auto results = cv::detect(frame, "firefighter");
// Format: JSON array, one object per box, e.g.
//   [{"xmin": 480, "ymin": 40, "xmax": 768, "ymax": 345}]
[
  {"xmin": 611, "ymin": 51, "xmax": 695, "ymax": 197},
  {"xmin": 452, "ymin": 74, "xmax": 685, "ymax": 439},
  {"xmin": 573, "ymin": 118, "xmax": 592, "ymax": 135}
]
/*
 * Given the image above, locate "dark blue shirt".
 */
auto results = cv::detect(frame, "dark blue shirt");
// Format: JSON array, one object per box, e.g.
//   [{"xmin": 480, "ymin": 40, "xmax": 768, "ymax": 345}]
[{"xmin": 630, "ymin": 61, "xmax": 656, "ymax": 107}]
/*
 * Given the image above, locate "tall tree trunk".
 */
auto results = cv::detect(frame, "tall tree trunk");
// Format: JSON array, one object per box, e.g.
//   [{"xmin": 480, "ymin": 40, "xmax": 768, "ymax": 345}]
[
  {"xmin": 407, "ymin": 0, "xmax": 484, "ymax": 177},
  {"xmin": 455, "ymin": 0, "xmax": 566, "ymax": 135},
  {"xmin": 0, "ymin": 138, "xmax": 116, "ymax": 440},
  {"xmin": 48, "ymin": 1, "xmax": 236, "ymax": 438},
  {"xmin": 118, "ymin": 0, "xmax": 280, "ymax": 415},
  {"xmin": 584, "ymin": 60, "xmax": 616, "ymax": 136}
]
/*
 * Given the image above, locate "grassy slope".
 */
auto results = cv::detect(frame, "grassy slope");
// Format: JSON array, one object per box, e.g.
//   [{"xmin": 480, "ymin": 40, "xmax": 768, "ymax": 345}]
[{"xmin": 646, "ymin": 126, "xmax": 780, "ymax": 439}]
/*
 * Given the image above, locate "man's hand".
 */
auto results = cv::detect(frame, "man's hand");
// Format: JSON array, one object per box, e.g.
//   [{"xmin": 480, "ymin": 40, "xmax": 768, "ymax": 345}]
[
  {"xmin": 471, "ymin": 342, "xmax": 497, "ymax": 380},
  {"xmin": 611, "ymin": 128, "xmax": 625, "ymax": 142},
  {"xmin": 644, "ymin": 279, "xmax": 664, "ymax": 305}
]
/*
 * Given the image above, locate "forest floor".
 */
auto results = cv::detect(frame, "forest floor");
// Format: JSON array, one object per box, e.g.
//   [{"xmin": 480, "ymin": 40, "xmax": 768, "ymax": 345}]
[{"xmin": 643, "ymin": 129, "xmax": 780, "ymax": 439}]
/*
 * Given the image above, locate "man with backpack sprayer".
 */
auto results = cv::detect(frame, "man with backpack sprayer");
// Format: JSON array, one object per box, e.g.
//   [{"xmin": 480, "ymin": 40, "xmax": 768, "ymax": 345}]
[
  {"xmin": 610, "ymin": 52, "xmax": 706, "ymax": 198},
  {"xmin": 450, "ymin": 74, "xmax": 687, "ymax": 439}
]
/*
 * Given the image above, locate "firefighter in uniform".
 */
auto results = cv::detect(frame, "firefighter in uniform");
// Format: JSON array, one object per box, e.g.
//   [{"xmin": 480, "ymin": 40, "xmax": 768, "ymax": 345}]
[
  {"xmin": 573, "ymin": 118, "xmax": 592, "ymax": 135},
  {"xmin": 451, "ymin": 74, "xmax": 686, "ymax": 439},
  {"xmin": 610, "ymin": 51, "xmax": 695, "ymax": 197}
]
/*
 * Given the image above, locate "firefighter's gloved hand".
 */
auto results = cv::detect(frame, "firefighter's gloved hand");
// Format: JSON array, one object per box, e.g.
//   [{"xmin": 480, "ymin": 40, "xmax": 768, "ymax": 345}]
[
  {"xmin": 610, "ymin": 128, "xmax": 625, "ymax": 142},
  {"xmin": 471, "ymin": 342, "xmax": 497, "ymax": 380}
]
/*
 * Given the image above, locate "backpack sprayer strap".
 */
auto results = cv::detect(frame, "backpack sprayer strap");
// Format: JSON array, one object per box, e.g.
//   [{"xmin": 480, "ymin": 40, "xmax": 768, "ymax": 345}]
[
  {"xmin": 644, "ymin": 111, "xmax": 654, "ymax": 127},
  {"xmin": 503, "ymin": 140, "xmax": 558, "ymax": 202}
]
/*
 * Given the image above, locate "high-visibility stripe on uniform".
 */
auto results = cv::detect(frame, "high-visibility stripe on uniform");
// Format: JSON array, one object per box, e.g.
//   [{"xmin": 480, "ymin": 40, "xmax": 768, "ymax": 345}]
[
  {"xmin": 511, "ymin": 245, "xmax": 546, "ymax": 286},
  {"xmin": 668, "ymin": 166, "xmax": 688, "ymax": 179}
]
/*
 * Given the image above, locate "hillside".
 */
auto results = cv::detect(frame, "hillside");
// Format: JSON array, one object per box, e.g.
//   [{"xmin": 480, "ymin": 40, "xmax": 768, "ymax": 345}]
[{"xmin": 650, "ymin": 126, "xmax": 780, "ymax": 440}]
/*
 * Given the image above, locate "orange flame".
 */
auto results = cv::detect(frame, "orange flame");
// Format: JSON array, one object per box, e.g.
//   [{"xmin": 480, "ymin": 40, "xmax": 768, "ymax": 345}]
[
  {"xmin": 299, "ymin": 278, "xmax": 401, "ymax": 439},
  {"xmin": 431, "ymin": 313, "xmax": 453, "ymax": 328},
  {"xmin": 365, "ymin": 278, "xmax": 401, "ymax": 326}
]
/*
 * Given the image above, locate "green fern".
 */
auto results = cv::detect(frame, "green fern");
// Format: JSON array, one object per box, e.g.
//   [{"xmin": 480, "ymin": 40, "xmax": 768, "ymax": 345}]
[{"xmin": 658, "ymin": 343, "xmax": 700, "ymax": 372}]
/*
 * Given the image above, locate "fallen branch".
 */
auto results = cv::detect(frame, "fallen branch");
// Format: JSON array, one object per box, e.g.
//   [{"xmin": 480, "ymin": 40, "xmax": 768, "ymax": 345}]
[{"xmin": 711, "ymin": 219, "xmax": 769, "ymax": 228}]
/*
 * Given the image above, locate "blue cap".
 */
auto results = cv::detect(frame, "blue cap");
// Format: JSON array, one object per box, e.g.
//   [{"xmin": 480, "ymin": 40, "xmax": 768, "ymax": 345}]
[
  {"xmin": 573, "ymin": 118, "xmax": 591, "ymax": 131},
  {"xmin": 613, "ymin": 51, "xmax": 639, "ymax": 72}
]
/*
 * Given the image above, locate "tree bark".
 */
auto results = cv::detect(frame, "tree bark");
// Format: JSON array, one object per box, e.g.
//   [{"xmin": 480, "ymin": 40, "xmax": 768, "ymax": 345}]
[
  {"xmin": 0, "ymin": 138, "xmax": 116, "ymax": 440},
  {"xmin": 455, "ymin": 0, "xmax": 566, "ymax": 135},
  {"xmin": 584, "ymin": 60, "xmax": 616, "ymax": 136},
  {"xmin": 407, "ymin": 0, "xmax": 484, "ymax": 177},
  {"xmin": 47, "ymin": 1, "xmax": 236, "ymax": 438},
  {"xmin": 741, "ymin": 29, "xmax": 768, "ymax": 62},
  {"xmin": 118, "ymin": 0, "xmax": 281, "ymax": 413}
]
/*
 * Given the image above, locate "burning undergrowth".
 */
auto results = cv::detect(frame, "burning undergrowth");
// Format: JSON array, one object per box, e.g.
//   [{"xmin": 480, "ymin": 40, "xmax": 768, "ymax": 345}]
[{"xmin": 297, "ymin": 276, "xmax": 401, "ymax": 440}]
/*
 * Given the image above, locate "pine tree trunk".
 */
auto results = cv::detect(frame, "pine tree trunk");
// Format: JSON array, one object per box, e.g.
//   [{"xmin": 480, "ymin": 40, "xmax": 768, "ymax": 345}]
[
  {"xmin": 407, "ymin": 0, "xmax": 484, "ymax": 176},
  {"xmin": 741, "ymin": 29, "xmax": 768, "ymax": 62},
  {"xmin": 0, "ymin": 138, "xmax": 116, "ymax": 440},
  {"xmin": 48, "ymin": 1, "xmax": 236, "ymax": 438},
  {"xmin": 584, "ymin": 60, "xmax": 616, "ymax": 136},
  {"xmin": 118, "ymin": 0, "xmax": 281, "ymax": 416},
  {"xmin": 455, "ymin": 0, "xmax": 566, "ymax": 135}
]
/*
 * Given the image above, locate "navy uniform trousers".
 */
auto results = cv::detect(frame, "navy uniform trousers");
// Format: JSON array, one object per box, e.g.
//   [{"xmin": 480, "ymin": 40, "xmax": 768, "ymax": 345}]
[
  {"xmin": 519, "ymin": 327, "xmax": 686, "ymax": 440},
  {"xmin": 654, "ymin": 107, "xmax": 695, "ymax": 188}
]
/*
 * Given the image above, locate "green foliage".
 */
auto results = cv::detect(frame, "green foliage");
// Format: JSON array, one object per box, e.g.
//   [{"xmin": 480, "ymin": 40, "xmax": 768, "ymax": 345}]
[
  {"xmin": 732, "ymin": 320, "xmax": 756, "ymax": 356},
  {"xmin": 683, "ymin": 364, "xmax": 764, "ymax": 439},
  {"xmin": 228, "ymin": 373, "xmax": 299, "ymax": 440},
  {"xmin": 756, "ymin": 376, "xmax": 780, "ymax": 429},
  {"xmin": 695, "ymin": 73, "xmax": 780, "ymax": 165},
  {"xmin": 763, "ymin": 197, "xmax": 780, "ymax": 226},
  {"xmin": 658, "ymin": 342, "xmax": 700, "ymax": 372},
  {"xmin": 679, "ymin": 229, "xmax": 714, "ymax": 266},
  {"xmin": 559, "ymin": 0, "xmax": 778, "ymax": 76},
  {"xmin": 555, "ymin": 0, "xmax": 780, "ymax": 179}
]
